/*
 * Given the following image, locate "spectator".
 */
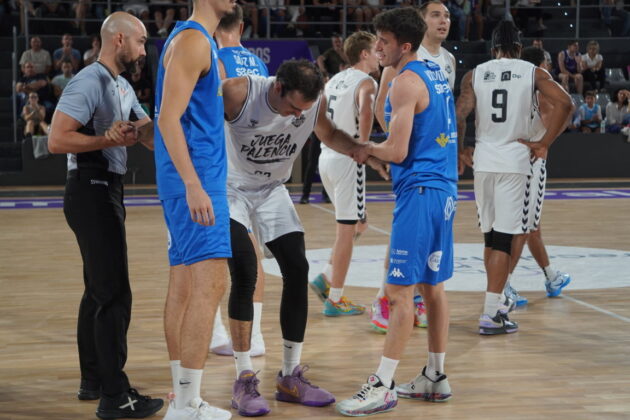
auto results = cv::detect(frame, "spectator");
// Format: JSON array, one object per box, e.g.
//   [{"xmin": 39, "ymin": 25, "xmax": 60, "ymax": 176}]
[
  {"xmin": 16, "ymin": 62, "xmax": 53, "ymax": 113},
  {"xmin": 532, "ymin": 38, "xmax": 552, "ymax": 71},
  {"xmin": 286, "ymin": 0, "xmax": 306, "ymax": 36},
  {"xmin": 557, "ymin": 40, "xmax": 584, "ymax": 95},
  {"xmin": 51, "ymin": 60, "xmax": 74, "ymax": 100},
  {"xmin": 316, "ymin": 33, "xmax": 348, "ymax": 79},
  {"xmin": 601, "ymin": 0, "xmax": 630, "ymax": 37},
  {"xmin": 259, "ymin": 0, "xmax": 287, "ymax": 37},
  {"xmin": 82, "ymin": 35, "xmax": 101, "ymax": 66},
  {"xmin": 514, "ymin": 0, "xmax": 545, "ymax": 34},
  {"xmin": 53, "ymin": 34, "xmax": 81, "ymax": 72},
  {"xmin": 73, "ymin": 0, "xmax": 91, "ymax": 35},
  {"xmin": 605, "ymin": 89, "xmax": 630, "ymax": 133},
  {"xmin": 582, "ymin": 40, "xmax": 605, "ymax": 91},
  {"xmin": 578, "ymin": 91, "xmax": 602, "ymax": 133},
  {"xmin": 122, "ymin": 0, "xmax": 150, "ymax": 22},
  {"xmin": 151, "ymin": 0, "xmax": 176, "ymax": 37},
  {"xmin": 442, "ymin": 0, "xmax": 465, "ymax": 40},
  {"xmin": 128, "ymin": 66, "xmax": 152, "ymax": 115},
  {"xmin": 36, "ymin": 0, "xmax": 68, "ymax": 35},
  {"xmin": 339, "ymin": 0, "xmax": 367, "ymax": 32},
  {"xmin": 19, "ymin": 36, "xmax": 52, "ymax": 75},
  {"xmin": 22, "ymin": 92, "xmax": 49, "ymax": 136},
  {"xmin": 16, "ymin": 0, "xmax": 37, "ymax": 35},
  {"xmin": 363, "ymin": 0, "xmax": 385, "ymax": 23},
  {"xmin": 464, "ymin": 0, "xmax": 484, "ymax": 41},
  {"xmin": 239, "ymin": 0, "xmax": 260, "ymax": 38},
  {"xmin": 312, "ymin": 0, "xmax": 338, "ymax": 35}
]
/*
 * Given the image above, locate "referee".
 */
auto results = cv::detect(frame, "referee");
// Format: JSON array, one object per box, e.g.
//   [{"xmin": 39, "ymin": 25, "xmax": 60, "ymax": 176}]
[{"xmin": 48, "ymin": 12, "xmax": 163, "ymax": 419}]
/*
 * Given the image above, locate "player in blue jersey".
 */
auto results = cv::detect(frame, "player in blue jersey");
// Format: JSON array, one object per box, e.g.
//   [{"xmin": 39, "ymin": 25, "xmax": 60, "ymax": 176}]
[
  {"xmin": 208, "ymin": 3, "xmax": 269, "ymax": 359},
  {"xmin": 153, "ymin": 0, "xmax": 235, "ymax": 419},
  {"xmin": 337, "ymin": 8, "xmax": 457, "ymax": 417}
]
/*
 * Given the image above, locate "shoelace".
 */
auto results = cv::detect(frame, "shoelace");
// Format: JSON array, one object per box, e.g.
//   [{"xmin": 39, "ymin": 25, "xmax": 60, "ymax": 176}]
[
  {"xmin": 128, "ymin": 388, "xmax": 151, "ymax": 402},
  {"xmin": 294, "ymin": 365, "xmax": 319, "ymax": 389},
  {"xmin": 243, "ymin": 372, "xmax": 262, "ymax": 397},
  {"xmin": 353, "ymin": 384, "xmax": 373, "ymax": 401}
]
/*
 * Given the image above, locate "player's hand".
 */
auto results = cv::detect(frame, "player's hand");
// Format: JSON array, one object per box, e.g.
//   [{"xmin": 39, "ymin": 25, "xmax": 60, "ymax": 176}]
[
  {"xmin": 185, "ymin": 183, "xmax": 215, "ymax": 226},
  {"xmin": 458, "ymin": 146, "xmax": 474, "ymax": 175},
  {"xmin": 352, "ymin": 143, "xmax": 371, "ymax": 164},
  {"xmin": 518, "ymin": 138, "xmax": 548, "ymax": 160},
  {"xmin": 366, "ymin": 156, "xmax": 389, "ymax": 181},
  {"xmin": 105, "ymin": 121, "xmax": 138, "ymax": 146}
]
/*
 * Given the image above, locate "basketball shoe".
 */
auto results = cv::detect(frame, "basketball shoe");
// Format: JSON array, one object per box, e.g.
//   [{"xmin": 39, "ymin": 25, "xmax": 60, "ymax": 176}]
[
  {"xmin": 309, "ymin": 274, "xmax": 330, "ymax": 302},
  {"xmin": 323, "ymin": 297, "xmax": 365, "ymax": 316},
  {"xmin": 396, "ymin": 367, "xmax": 452, "ymax": 402},
  {"xmin": 504, "ymin": 282, "xmax": 528, "ymax": 306},
  {"xmin": 275, "ymin": 365, "xmax": 335, "ymax": 407},
  {"xmin": 96, "ymin": 388, "xmax": 163, "ymax": 419},
  {"xmin": 479, "ymin": 310, "xmax": 518, "ymax": 335},
  {"xmin": 231, "ymin": 370, "xmax": 270, "ymax": 417},
  {"xmin": 163, "ymin": 396, "xmax": 231, "ymax": 420},
  {"xmin": 545, "ymin": 271, "xmax": 571, "ymax": 297},
  {"xmin": 413, "ymin": 295, "xmax": 428, "ymax": 328},
  {"xmin": 370, "ymin": 296, "xmax": 389, "ymax": 333},
  {"xmin": 336, "ymin": 374, "xmax": 397, "ymax": 417}
]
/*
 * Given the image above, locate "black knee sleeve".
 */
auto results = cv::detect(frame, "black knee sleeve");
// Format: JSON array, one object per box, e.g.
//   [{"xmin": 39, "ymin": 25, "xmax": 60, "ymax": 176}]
[
  {"xmin": 227, "ymin": 219, "xmax": 258, "ymax": 322},
  {"xmin": 492, "ymin": 231, "xmax": 513, "ymax": 255},
  {"xmin": 484, "ymin": 230, "xmax": 493, "ymax": 248},
  {"xmin": 266, "ymin": 232, "xmax": 309, "ymax": 342}
]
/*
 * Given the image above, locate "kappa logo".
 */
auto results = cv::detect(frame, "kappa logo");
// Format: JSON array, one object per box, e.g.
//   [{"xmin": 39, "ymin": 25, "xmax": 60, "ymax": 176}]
[
  {"xmin": 291, "ymin": 114, "xmax": 306, "ymax": 127},
  {"xmin": 166, "ymin": 230, "xmax": 172, "ymax": 251},
  {"xmin": 483, "ymin": 71, "xmax": 496, "ymax": 82},
  {"xmin": 428, "ymin": 251, "xmax": 443, "ymax": 272},
  {"xmin": 389, "ymin": 268, "xmax": 405, "ymax": 278},
  {"xmin": 435, "ymin": 133, "xmax": 449, "ymax": 148}
]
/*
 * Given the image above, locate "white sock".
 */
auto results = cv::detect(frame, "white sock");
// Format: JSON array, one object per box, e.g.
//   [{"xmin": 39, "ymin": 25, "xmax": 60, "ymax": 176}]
[
  {"xmin": 282, "ymin": 339, "xmax": 303, "ymax": 376},
  {"xmin": 169, "ymin": 360, "xmax": 180, "ymax": 405},
  {"xmin": 483, "ymin": 292, "xmax": 503, "ymax": 316},
  {"xmin": 322, "ymin": 263, "xmax": 332, "ymax": 282},
  {"xmin": 234, "ymin": 351, "xmax": 253, "ymax": 378},
  {"xmin": 375, "ymin": 356, "xmax": 399, "ymax": 388},
  {"xmin": 426, "ymin": 352, "xmax": 445, "ymax": 381},
  {"xmin": 543, "ymin": 265, "xmax": 555, "ymax": 281},
  {"xmin": 252, "ymin": 302, "xmax": 263, "ymax": 337},
  {"xmin": 376, "ymin": 269, "xmax": 388, "ymax": 299},
  {"xmin": 329, "ymin": 287, "xmax": 343, "ymax": 303},
  {"xmin": 176, "ymin": 367, "xmax": 203, "ymax": 409}
]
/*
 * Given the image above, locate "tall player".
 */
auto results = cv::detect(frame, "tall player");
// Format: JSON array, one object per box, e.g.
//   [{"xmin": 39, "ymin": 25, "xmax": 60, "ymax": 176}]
[
  {"xmin": 336, "ymin": 8, "xmax": 457, "ymax": 416},
  {"xmin": 370, "ymin": 0, "xmax": 456, "ymax": 333},
  {"xmin": 209, "ymin": 3, "xmax": 269, "ymax": 358},
  {"xmin": 220, "ymin": 60, "xmax": 387, "ymax": 416},
  {"xmin": 456, "ymin": 21, "xmax": 572, "ymax": 336},
  {"xmin": 503, "ymin": 46, "xmax": 572, "ymax": 306},
  {"xmin": 154, "ymin": 0, "xmax": 235, "ymax": 418},
  {"xmin": 309, "ymin": 31, "xmax": 379, "ymax": 317}
]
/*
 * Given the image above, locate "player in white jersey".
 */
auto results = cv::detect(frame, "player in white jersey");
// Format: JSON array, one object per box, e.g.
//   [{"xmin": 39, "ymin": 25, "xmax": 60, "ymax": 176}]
[
  {"xmin": 456, "ymin": 21, "xmax": 572, "ymax": 336},
  {"xmin": 502, "ymin": 46, "xmax": 572, "ymax": 307},
  {"xmin": 219, "ymin": 59, "xmax": 388, "ymax": 416},
  {"xmin": 370, "ymin": 0, "xmax": 455, "ymax": 333},
  {"xmin": 307, "ymin": 31, "xmax": 379, "ymax": 317}
]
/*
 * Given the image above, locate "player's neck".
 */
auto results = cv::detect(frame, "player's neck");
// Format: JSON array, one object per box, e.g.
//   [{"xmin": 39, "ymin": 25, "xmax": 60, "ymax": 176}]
[
  {"xmin": 189, "ymin": 7, "xmax": 220, "ymax": 35},
  {"xmin": 421, "ymin": 38, "xmax": 442, "ymax": 56},
  {"xmin": 393, "ymin": 52, "xmax": 416, "ymax": 73},
  {"xmin": 216, "ymin": 31, "xmax": 242, "ymax": 49},
  {"xmin": 352, "ymin": 61, "xmax": 372, "ymax": 75}
]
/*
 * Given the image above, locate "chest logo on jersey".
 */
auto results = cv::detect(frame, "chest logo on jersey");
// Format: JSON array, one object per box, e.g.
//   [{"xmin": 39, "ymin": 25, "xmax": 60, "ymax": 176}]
[
  {"xmin": 483, "ymin": 71, "xmax": 496, "ymax": 82},
  {"xmin": 291, "ymin": 115, "xmax": 306, "ymax": 127},
  {"xmin": 435, "ymin": 133, "xmax": 449, "ymax": 147},
  {"xmin": 445, "ymin": 64, "xmax": 452, "ymax": 74},
  {"xmin": 241, "ymin": 133, "xmax": 298, "ymax": 164},
  {"xmin": 248, "ymin": 119, "xmax": 258, "ymax": 128}
]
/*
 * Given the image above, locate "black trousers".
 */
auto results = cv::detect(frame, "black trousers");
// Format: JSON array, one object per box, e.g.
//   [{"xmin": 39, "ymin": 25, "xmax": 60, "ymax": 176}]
[
  {"xmin": 301, "ymin": 135, "xmax": 329, "ymax": 199},
  {"xmin": 63, "ymin": 169, "xmax": 131, "ymax": 396}
]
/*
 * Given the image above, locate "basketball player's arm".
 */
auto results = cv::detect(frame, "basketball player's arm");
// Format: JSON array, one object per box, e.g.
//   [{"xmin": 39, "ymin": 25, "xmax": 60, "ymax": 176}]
[
  {"xmin": 364, "ymin": 72, "xmax": 417, "ymax": 164},
  {"xmin": 518, "ymin": 68, "xmax": 572, "ymax": 159},
  {"xmin": 221, "ymin": 77, "xmax": 249, "ymax": 121},
  {"xmin": 455, "ymin": 70, "xmax": 475, "ymax": 174},
  {"xmin": 218, "ymin": 58, "xmax": 227, "ymax": 80},
  {"xmin": 157, "ymin": 32, "xmax": 215, "ymax": 226},
  {"xmin": 374, "ymin": 65, "xmax": 396, "ymax": 131},
  {"xmin": 356, "ymin": 78, "xmax": 377, "ymax": 143}
]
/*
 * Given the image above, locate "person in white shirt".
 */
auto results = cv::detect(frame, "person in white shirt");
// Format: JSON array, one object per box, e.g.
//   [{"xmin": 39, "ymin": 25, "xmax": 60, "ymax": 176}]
[{"xmin": 581, "ymin": 40, "xmax": 605, "ymax": 91}]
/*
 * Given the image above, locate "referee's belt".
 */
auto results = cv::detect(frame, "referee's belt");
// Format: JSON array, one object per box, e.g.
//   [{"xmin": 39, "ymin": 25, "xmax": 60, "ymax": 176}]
[{"xmin": 67, "ymin": 169, "xmax": 124, "ymax": 183}]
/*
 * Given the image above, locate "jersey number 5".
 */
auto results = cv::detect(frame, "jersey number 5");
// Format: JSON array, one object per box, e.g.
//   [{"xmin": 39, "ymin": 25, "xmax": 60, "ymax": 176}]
[
  {"xmin": 327, "ymin": 95, "xmax": 337, "ymax": 120},
  {"xmin": 491, "ymin": 89, "xmax": 508, "ymax": 123}
]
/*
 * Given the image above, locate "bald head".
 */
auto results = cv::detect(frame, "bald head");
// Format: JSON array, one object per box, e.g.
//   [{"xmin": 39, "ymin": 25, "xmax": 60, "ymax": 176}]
[{"xmin": 101, "ymin": 11, "xmax": 147, "ymax": 43}]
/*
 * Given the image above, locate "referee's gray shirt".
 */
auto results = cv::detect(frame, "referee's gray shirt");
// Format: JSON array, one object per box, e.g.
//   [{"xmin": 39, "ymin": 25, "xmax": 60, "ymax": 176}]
[{"xmin": 56, "ymin": 62, "xmax": 147, "ymax": 175}]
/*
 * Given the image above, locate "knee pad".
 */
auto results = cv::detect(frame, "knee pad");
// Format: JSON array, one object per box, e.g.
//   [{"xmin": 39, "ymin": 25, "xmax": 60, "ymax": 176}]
[
  {"xmin": 492, "ymin": 231, "xmax": 513, "ymax": 255},
  {"xmin": 227, "ymin": 219, "xmax": 258, "ymax": 321},
  {"xmin": 484, "ymin": 230, "xmax": 493, "ymax": 248}
]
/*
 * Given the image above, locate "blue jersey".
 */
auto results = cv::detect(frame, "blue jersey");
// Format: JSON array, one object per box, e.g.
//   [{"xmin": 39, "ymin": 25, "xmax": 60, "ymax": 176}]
[
  {"xmin": 154, "ymin": 21, "xmax": 227, "ymax": 199},
  {"xmin": 218, "ymin": 46, "xmax": 269, "ymax": 78},
  {"xmin": 384, "ymin": 60, "xmax": 458, "ymax": 196}
]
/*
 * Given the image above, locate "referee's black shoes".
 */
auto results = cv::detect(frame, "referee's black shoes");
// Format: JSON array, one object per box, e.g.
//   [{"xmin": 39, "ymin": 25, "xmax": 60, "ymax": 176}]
[{"xmin": 96, "ymin": 388, "xmax": 164, "ymax": 419}]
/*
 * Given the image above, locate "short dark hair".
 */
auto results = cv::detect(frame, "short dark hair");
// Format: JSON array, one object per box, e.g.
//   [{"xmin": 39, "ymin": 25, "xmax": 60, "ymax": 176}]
[
  {"xmin": 584, "ymin": 90, "xmax": 596, "ymax": 98},
  {"xmin": 373, "ymin": 7, "xmax": 426, "ymax": 53},
  {"xmin": 567, "ymin": 40, "xmax": 579, "ymax": 46},
  {"xmin": 521, "ymin": 46, "xmax": 545, "ymax": 67},
  {"xmin": 491, "ymin": 20, "xmax": 522, "ymax": 58},
  {"xmin": 344, "ymin": 31, "xmax": 376, "ymax": 66},
  {"xmin": 276, "ymin": 59, "xmax": 324, "ymax": 102},
  {"xmin": 218, "ymin": 4, "xmax": 243, "ymax": 31},
  {"xmin": 418, "ymin": 0, "xmax": 444, "ymax": 17}
]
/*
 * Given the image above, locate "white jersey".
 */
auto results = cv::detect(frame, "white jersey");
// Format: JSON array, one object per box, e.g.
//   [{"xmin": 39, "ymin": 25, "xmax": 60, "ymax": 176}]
[
  {"xmin": 227, "ymin": 76, "xmax": 321, "ymax": 189},
  {"xmin": 417, "ymin": 45, "xmax": 456, "ymax": 91},
  {"xmin": 472, "ymin": 58, "xmax": 544, "ymax": 174},
  {"xmin": 320, "ymin": 68, "xmax": 376, "ymax": 160}
]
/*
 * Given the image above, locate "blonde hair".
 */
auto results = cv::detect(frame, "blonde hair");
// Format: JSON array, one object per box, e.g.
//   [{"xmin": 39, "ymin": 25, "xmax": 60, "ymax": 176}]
[{"xmin": 344, "ymin": 31, "xmax": 376, "ymax": 66}]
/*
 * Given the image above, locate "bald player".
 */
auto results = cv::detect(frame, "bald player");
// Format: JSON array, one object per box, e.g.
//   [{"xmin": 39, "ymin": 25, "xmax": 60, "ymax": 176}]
[{"xmin": 48, "ymin": 12, "xmax": 163, "ymax": 419}]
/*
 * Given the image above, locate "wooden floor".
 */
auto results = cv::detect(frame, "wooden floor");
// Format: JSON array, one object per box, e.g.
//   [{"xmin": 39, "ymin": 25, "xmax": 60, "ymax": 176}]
[{"xmin": 1, "ymin": 183, "xmax": 630, "ymax": 420}]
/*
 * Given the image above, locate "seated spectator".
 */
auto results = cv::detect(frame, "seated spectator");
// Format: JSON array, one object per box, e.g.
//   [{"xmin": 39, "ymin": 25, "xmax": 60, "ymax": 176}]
[
  {"xmin": 129, "ymin": 67, "xmax": 152, "ymax": 115},
  {"xmin": 487, "ymin": 0, "xmax": 507, "ymax": 25},
  {"xmin": 578, "ymin": 91, "xmax": 603, "ymax": 133},
  {"xmin": 442, "ymin": 0, "xmax": 465, "ymax": 40},
  {"xmin": 364, "ymin": 0, "xmax": 384, "ymax": 23},
  {"xmin": 601, "ymin": 0, "xmax": 630, "ymax": 37},
  {"xmin": 122, "ymin": 0, "xmax": 150, "ymax": 22},
  {"xmin": 16, "ymin": 62, "xmax": 53, "ymax": 113},
  {"xmin": 464, "ymin": 0, "xmax": 484, "ymax": 41},
  {"xmin": 36, "ymin": 0, "xmax": 69, "ymax": 35},
  {"xmin": 151, "ymin": 0, "xmax": 176, "ymax": 37},
  {"xmin": 339, "ymin": 0, "xmax": 367, "ymax": 32},
  {"xmin": 51, "ymin": 60, "xmax": 74, "ymax": 100},
  {"xmin": 557, "ymin": 40, "xmax": 584, "ymax": 95},
  {"xmin": 17, "ymin": 0, "xmax": 37, "ymax": 35},
  {"xmin": 605, "ymin": 89, "xmax": 630, "ymax": 133},
  {"xmin": 83, "ymin": 35, "xmax": 101, "ymax": 66},
  {"xmin": 513, "ymin": 0, "xmax": 545, "ymax": 34},
  {"xmin": 532, "ymin": 38, "xmax": 552, "ymax": 71},
  {"xmin": 73, "ymin": 0, "xmax": 92, "ymax": 35},
  {"xmin": 239, "ymin": 0, "xmax": 260, "ymax": 38},
  {"xmin": 53, "ymin": 34, "xmax": 81, "ymax": 72},
  {"xmin": 316, "ymin": 33, "xmax": 348, "ymax": 80},
  {"xmin": 19, "ymin": 36, "xmax": 52, "ymax": 75},
  {"xmin": 259, "ymin": 0, "xmax": 287, "ymax": 37},
  {"xmin": 22, "ymin": 92, "xmax": 49, "ymax": 137},
  {"xmin": 582, "ymin": 40, "xmax": 605, "ymax": 92},
  {"xmin": 286, "ymin": 0, "xmax": 306, "ymax": 36}
]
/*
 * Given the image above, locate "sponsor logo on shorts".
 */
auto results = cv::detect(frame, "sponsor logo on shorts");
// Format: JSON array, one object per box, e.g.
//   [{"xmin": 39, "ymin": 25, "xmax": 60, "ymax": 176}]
[
  {"xmin": 444, "ymin": 196, "xmax": 455, "ymax": 220},
  {"xmin": 428, "ymin": 251, "xmax": 443, "ymax": 272},
  {"xmin": 389, "ymin": 268, "xmax": 405, "ymax": 278},
  {"xmin": 167, "ymin": 230, "xmax": 172, "ymax": 250}
]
